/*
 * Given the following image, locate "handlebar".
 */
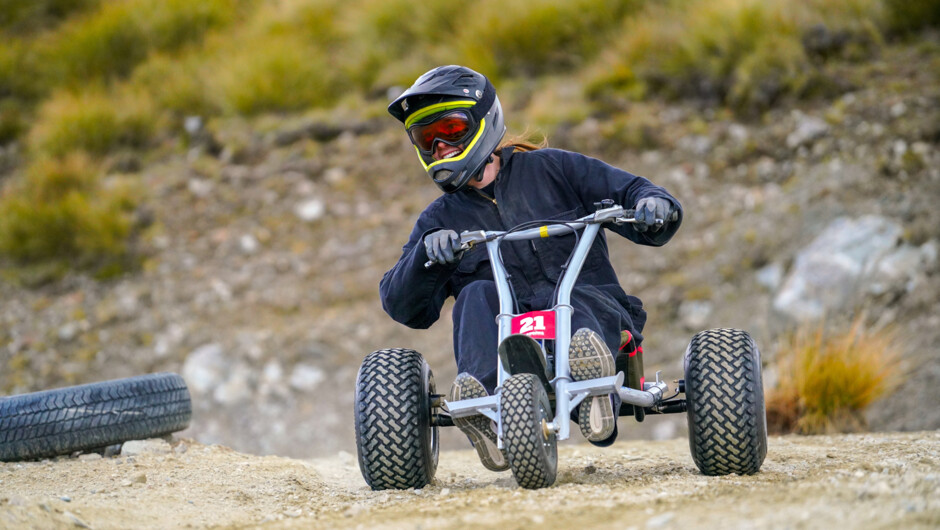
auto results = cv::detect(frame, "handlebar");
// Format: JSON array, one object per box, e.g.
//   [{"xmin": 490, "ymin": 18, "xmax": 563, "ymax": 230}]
[{"xmin": 423, "ymin": 203, "xmax": 678, "ymax": 269}]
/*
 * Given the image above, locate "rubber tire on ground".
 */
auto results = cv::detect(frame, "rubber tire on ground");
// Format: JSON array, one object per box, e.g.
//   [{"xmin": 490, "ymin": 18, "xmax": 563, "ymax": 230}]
[
  {"xmin": 0, "ymin": 373, "xmax": 192, "ymax": 462},
  {"xmin": 685, "ymin": 328, "xmax": 767, "ymax": 475},
  {"xmin": 355, "ymin": 348, "xmax": 438, "ymax": 490},
  {"xmin": 501, "ymin": 373, "xmax": 557, "ymax": 489}
]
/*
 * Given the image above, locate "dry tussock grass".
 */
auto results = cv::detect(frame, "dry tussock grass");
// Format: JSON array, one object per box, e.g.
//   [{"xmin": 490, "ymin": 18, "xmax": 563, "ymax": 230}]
[{"xmin": 766, "ymin": 314, "xmax": 902, "ymax": 434}]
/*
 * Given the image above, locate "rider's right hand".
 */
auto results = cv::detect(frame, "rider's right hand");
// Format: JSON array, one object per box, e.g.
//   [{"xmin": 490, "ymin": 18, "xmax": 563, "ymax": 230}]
[{"xmin": 424, "ymin": 229, "xmax": 461, "ymax": 266}]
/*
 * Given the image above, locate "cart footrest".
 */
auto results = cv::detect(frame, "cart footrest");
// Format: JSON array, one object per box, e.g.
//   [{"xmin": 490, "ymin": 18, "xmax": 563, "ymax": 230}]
[{"xmin": 498, "ymin": 334, "xmax": 552, "ymax": 395}]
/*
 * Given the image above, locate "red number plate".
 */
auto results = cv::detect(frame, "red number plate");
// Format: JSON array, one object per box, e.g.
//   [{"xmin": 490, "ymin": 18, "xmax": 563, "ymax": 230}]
[{"xmin": 510, "ymin": 311, "xmax": 556, "ymax": 340}]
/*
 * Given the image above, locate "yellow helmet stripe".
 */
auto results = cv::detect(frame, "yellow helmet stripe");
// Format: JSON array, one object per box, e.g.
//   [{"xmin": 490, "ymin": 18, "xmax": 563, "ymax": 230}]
[
  {"xmin": 416, "ymin": 118, "xmax": 487, "ymax": 171},
  {"xmin": 405, "ymin": 100, "xmax": 476, "ymax": 128}
]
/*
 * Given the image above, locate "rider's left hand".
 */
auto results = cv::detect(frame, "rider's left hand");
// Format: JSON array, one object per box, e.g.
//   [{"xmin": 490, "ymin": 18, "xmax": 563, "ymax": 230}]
[{"xmin": 634, "ymin": 197, "xmax": 673, "ymax": 233}]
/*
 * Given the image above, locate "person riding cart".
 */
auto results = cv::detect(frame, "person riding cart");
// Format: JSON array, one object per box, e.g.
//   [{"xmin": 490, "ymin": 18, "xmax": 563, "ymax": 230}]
[{"xmin": 379, "ymin": 65, "xmax": 683, "ymax": 469}]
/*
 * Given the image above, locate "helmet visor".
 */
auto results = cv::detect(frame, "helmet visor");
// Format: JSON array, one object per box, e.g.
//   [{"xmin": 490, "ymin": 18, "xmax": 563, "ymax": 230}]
[{"xmin": 408, "ymin": 111, "xmax": 475, "ymax": 153}]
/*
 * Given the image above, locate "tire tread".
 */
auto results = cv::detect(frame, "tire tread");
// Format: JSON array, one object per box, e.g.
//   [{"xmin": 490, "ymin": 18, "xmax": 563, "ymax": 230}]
[
  {"xmin": 501, "ymin": 373, "xmax": 557, "ymax": 489},
  {"xmin": 355, "ymin": 348, "xmax": 437, "ymax": 490},
  {"xmin": 685, "ymin": 329, "xmax": 767, "ymax": 476},
  {"xmin": 0, "ymin": 373, "xmax": 192, "ymax": 461}
]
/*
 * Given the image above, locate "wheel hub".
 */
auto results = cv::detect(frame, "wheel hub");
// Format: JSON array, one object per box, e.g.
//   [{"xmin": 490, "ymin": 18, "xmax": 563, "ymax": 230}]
[{"xmin": 541, "ymin": 418, "xmax": 553, "ymax": 440}]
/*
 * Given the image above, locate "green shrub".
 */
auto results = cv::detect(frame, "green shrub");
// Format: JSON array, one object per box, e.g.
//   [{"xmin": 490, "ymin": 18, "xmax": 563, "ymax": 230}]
[
  {"xmin": 883, "ymin": 0, "xmax": 940, "ymax": 34},
  {"xmin": 0, "ymin": 154, "xmax": 138, "ymax": 270},
  {"xmin": 600, "ymin": 108, "xmax": 662, "ymax": 151},
  {"xmin": 293, "ymin": 0, "xmax": 346, "ymax": 46},
  {"xmin": 39, "ymin": 2, "xmax": 149, "ymax": 83},
  {"xmin": 728, "ymin": 33, "xmax": 811, "ymax": 109},
  {"xmin": 135, "ymin": 0, "xmax": 238, "ymax": 52},
  {"xmin": 0, "ymin": 0, "xmax": 100, "ymax": 35},
  {"xmin": 0, "ymin": 40, "xmax": 44, "ymax": 102},
  {"xmin": 0, "ymin": 100, "xmax": 28, "ymax": 144},
  {"xmin": 459, "ymin": 0, "xmax": 644, "ymax": 79},
  {"xmin": 524, "ymin": 78, "xmax": 593, "ymax": 128},
  {"xmin": 30, "ymin": 88, "xmax": 157, "ymax": 157},
  {"xmin": 590, "ymin": 0, "xmax": 804, "ymax": 104},
  {"xmin": 587, "ymin": 0, "xmax": 885, "ymax": 111},
  {"xmin": 210, "ymin": 32, "xmax": 339, "ymax": 115},
  {"xmin": 16, "ymin": 152, "xmax": 98, "ymax": 201},
  {"xmin": 355, "ymin": 0, "xmax": 435, "ymax": 55},
  {"xmin": 131, "ymin": 54, "xmax": 220, "ymax": 118},
  {"xmin": 38, "ymin": 0, "xmax": 242, "ymax": 86},
  {"xmin": 341, "ymin": 0, "xmax": 453, "ymax": 89}
]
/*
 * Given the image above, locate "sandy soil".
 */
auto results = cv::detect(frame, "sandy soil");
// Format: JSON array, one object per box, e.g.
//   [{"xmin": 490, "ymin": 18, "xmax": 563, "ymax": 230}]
[{"xmin": 1, "ymin": 432, "xmax": 937, "ymax": 530}]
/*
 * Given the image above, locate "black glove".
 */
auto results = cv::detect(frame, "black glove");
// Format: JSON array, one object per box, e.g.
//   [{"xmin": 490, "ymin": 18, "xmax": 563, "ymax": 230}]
[
  {"xmin": 424, "ymin": 229, "xmax": 461, "ymax": 266},
  {"xmin": 634, "ymin": 197, "xmax": 673, "ymax": 233}
]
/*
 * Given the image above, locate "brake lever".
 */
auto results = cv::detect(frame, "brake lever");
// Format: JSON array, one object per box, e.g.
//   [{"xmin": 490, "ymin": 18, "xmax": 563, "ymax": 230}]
[{"xmin": 615, "ymin": 217, "xmax": 664, "ymax": 226}]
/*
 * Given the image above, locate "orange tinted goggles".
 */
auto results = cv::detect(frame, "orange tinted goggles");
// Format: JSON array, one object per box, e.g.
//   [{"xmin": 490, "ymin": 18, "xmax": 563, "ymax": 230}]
[{"xmin": 408, "ymin": 111, "xmax": 474, "ymax": 153}]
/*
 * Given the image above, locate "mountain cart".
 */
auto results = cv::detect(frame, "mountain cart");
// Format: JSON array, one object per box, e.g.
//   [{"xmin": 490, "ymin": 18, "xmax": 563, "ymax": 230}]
[{"xmin": 355, "ymin": 202, "xmax": 767, "ymax": 489}]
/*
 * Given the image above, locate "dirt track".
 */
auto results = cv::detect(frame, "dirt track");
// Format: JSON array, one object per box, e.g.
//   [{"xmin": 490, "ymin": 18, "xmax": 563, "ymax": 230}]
[{"xmin": 1, "ymin": 431, "xmax": 938, "ymax": 529}]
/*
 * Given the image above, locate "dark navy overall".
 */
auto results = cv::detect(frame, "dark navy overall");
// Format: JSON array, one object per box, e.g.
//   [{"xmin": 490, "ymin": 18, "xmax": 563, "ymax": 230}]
[{"xmin": 380, "ymin": 148, "xmax": 682, "ymax": 393}]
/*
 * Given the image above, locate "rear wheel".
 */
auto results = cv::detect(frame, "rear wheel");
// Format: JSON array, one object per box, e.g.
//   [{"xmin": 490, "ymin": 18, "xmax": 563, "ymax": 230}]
[
  {"xmin": 501, "ymin": 373, "xmax": 557, "ymax": 489},
  {"xmin": 685, "ymin": 328, "xmax": 767, "ymax": 475},
  {"xmin": 355, "ymin": 348, "xmax": 438, "ymax": 490},
  {"xmin": 0, "ymin": 373, "xmax": 191, "ymax": 462}
]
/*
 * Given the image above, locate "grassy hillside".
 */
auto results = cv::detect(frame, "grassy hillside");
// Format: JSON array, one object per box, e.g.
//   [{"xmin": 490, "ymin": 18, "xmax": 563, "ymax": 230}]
[{"xmin": 0, "ymin": 0, "xmax": 936, "ymax": 278}]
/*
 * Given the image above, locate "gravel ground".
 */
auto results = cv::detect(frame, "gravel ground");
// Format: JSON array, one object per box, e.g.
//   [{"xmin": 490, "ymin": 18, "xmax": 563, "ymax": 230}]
[{"xmin": 1, "ymin": 432, "xmax": 937, "ymax": 529}]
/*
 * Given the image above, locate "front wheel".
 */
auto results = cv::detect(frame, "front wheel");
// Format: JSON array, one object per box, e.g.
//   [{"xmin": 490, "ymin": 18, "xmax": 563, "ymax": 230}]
[
  {"xmin": 355, "ymin": 348, "xmax": 438, "ymax": 490},
  {"xmin": 501, "ymin": 373, "xmax": 557, "ymax": 489},
  {"xmin": 685, "ymin": 328, "xmax": 767, "ymax": 476}
]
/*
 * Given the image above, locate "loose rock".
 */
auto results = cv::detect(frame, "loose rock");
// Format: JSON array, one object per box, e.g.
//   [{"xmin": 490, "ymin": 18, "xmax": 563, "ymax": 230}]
[
  {"xmin": 774, "ymin": 216, "xmax": 907, "ymax": 320},
  {"xmin": 294, "ymin": 199, "xmax": 325, "ymax": 222},
  {"xmin": 121, "ymin": 439, "xmax": 171, "ymax": 457},
  {"xmin": 289, "ymin": 364, "xmax": 324, "ymax": 393},
  {"xmin": 182, "ymin": 344, "xmax": 228, "ymax": 395},
  {"xmin": 787, "ymin": 112, "xmax": 829, "ymax": 149}
]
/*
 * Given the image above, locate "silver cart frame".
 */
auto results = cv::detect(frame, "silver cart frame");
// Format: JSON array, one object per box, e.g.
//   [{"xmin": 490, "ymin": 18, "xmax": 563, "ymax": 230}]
[{"xmin": 445, "ymin": 203, "xmax": 669, "ymax": 443}]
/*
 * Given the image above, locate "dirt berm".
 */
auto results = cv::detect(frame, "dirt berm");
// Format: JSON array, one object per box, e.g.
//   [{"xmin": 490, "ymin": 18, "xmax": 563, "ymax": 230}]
[{"xmin": 1, "ymin": 432, "xmax": 937, "ymax": 529}]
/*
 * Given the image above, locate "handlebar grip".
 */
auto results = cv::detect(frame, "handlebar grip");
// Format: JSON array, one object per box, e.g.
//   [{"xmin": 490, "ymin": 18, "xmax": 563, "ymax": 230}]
[
  {"xmin": 424, "ymin": 246, "xmax": 470, "ymax": 269},
  {"xmin": 622, "ymin": 208, "xmax": 680, "ymax": 224}
]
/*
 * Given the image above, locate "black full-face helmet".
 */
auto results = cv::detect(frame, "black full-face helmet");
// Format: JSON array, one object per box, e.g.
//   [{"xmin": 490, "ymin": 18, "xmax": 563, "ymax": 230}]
[{"xmin": 388, "ymin": 65, "xmax": 506, "ymax": 193}]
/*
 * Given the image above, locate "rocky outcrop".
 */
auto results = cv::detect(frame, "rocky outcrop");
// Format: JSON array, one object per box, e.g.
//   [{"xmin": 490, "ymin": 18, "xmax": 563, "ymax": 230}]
[{"xmin": 774, "ymin": 216, "xmax": 937, "ymax": 321}]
